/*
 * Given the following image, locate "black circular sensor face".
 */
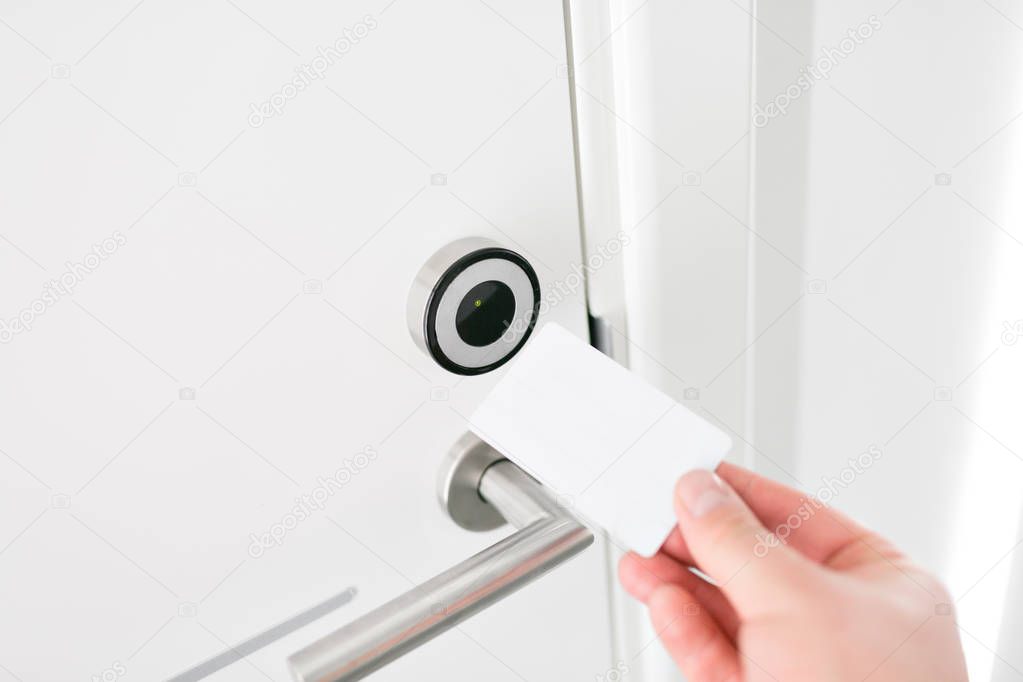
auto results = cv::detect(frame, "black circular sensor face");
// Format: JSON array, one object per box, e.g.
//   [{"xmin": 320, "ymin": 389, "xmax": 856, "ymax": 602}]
[
  {"xmin": 455, "ymin": 280, "xmax": 516, "ymax": 347},
  {"xmin": 418, "ymin": 245, "xmax": 541, "ymax": 376}
]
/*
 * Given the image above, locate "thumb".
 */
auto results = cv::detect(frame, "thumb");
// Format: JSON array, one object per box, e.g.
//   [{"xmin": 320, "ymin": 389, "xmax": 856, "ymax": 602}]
[{"xmin": 674, "ymin": 469, "xmax": 813, "ymax": 616}]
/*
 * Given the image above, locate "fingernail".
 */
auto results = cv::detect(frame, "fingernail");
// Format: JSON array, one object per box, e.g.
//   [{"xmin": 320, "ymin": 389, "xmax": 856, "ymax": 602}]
[{"xmin": 676, "ymin": 470, "xmax": 729, "ymax": 518}]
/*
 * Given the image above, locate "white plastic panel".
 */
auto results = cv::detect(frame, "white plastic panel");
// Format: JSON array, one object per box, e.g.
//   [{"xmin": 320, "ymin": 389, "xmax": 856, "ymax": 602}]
[{"xmin": 0, "ymin": 2, "xmax": 614, "ymax": 680}]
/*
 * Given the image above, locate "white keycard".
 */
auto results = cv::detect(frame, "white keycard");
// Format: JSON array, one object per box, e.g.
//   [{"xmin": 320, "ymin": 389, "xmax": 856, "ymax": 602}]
[{"xmin": 470, "ymin": 323, "xmax": 732, "ymax": 556}]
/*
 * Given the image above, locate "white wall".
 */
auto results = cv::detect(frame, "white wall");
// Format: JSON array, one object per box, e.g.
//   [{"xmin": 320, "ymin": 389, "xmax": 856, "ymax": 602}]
[
  {"xmin": 570, "ymin": 0, "xmax": 754, "ymax": 679},
  {"xmin": 575, "ymin": 0, "xmax": 1023, "ymax": 679},
  {"xmin": 751, "ymin": 1, "xmax": 1023, "ymax": 680}
]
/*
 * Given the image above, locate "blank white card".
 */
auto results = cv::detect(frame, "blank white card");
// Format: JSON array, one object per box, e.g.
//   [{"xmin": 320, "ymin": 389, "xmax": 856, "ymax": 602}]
[{"xmin": 470, "ymin": 323, "xmax": 732, "ymax": 556}]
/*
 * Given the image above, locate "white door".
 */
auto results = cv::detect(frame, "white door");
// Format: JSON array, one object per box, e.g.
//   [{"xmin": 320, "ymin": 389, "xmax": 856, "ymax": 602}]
[{"xmin": 0, "ymin": 2, "xmax": 614, "ymax": 680}]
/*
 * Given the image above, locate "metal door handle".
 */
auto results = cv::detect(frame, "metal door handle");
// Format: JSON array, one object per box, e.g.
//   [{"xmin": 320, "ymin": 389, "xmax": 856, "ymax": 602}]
[{"xmin": 286, "ymin": 434, "xmax": 593, "ymax": 682}]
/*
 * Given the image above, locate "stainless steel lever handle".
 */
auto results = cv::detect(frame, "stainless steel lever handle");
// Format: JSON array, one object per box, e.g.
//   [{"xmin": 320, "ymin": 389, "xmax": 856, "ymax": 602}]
[{"xmin": 286, "ymin": 435, "xmax": 593, "ymax": 682}]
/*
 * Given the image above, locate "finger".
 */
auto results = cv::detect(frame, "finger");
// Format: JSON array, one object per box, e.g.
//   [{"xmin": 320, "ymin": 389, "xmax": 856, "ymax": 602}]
[
  {"xmin": 665, "ymin": 461, "xmax": 875, "ymax": 566},
  {"xmin": 648, "ymin": 583, "xmax": 742, "ymax": 682},
  {"xmin": 660, "ymin": 526, "xmax": 695, "ymax": 564},
  {"xmin": 665, "ymin": 463, "xmax": 880, "ymax": 566},
  {"xmin": 619, "ymin": 551, "xmax": 740, "ymax": 639},
  {"xmin": 674, "ymin": 469, "xmax": 816, "ymax": 615},
  {"xmin": 716, "ymin": 462, "xmax": 902, "ymax": 566}
]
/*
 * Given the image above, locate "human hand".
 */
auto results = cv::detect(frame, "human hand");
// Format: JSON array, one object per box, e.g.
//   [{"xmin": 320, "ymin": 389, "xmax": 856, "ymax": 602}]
[{"xmin": 618, "ymin": 463, "xmax": 968, "ymax": 682}]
